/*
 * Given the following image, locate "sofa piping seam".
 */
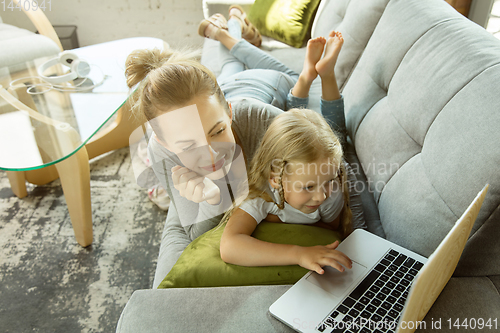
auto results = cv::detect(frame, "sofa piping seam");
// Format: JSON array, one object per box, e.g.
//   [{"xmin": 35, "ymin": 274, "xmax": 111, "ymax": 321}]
[
  {"xmin": 339, "ymin": 0, "xmax": 389, "ymax": 92},
  {"xmin": 468, "ymin": 202, "xmax": 500, "ymax": 241},
  {"xmin": 486, "ymin": 276, "xmax": 500, "ymax": 298},
  {"xmin": 351, "ymin": 17, "xmax": 461, "ymax": 141},
  {"xmin": 374, "ymin": 151, "xmax": 418, "ymax": 206}
]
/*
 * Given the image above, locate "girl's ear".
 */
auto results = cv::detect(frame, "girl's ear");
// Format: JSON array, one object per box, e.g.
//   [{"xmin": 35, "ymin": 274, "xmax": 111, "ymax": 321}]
[{"xmin": 269, "ymin": 172, "xmax": 281, "ymax": 189}]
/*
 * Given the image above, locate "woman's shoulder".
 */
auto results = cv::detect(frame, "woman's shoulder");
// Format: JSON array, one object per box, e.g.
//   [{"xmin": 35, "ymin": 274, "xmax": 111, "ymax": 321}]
[
  {"xmin": 231, "ymin": 97, "xmax": 283, "ymax": 125},
  {"xmin": 230, "ymin": 98, "xmax": 283, "ymax": 161}
]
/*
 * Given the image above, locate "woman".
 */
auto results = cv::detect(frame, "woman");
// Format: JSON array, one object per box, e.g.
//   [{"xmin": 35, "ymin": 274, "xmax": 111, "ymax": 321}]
[{"xmin": 125, "ymin": 7, "xmax": 364, "ymax": 241}]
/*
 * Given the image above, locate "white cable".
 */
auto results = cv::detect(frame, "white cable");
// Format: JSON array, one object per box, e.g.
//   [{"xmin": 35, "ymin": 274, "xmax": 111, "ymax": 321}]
[{"xmin": 9, "ymin": 64, "xmax": 109, "ymax": 95}]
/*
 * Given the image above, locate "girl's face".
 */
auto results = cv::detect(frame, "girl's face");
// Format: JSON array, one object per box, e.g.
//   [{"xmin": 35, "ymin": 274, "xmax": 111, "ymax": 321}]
[
  {"xmin": 272, "ymin": 158, "xmax": 340, "ymax": 214},
  {"xmin": 153, "ymin": 94, "xmax": 236, "ymax": 180}
]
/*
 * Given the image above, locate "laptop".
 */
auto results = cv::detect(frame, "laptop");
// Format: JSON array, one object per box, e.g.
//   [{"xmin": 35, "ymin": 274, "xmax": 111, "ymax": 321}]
[{"xmin": 270, "ymin": 184, "xmax": 489, "ymax": 333}]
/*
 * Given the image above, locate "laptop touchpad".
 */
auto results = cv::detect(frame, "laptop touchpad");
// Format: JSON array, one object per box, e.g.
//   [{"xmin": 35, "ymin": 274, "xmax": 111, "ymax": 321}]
[{"xmin": 305, "ymin": 261, "xmax": 367, "ymax": 298}]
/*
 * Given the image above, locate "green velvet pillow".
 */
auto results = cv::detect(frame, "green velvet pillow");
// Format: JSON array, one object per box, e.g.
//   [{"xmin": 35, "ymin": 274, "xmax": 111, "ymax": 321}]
[
  {"xmin": 158, "ymin": 222, "xmax": 341, "ymax": 288},
  {"xmin": 248, "ymin": 0, "xmax": 321, "ymax": 48}
]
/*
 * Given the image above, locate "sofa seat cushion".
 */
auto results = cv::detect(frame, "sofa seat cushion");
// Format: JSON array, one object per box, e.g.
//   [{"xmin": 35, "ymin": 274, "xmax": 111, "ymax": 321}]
[
  {"xmin": 116, "ymin": 286, "xmax": 296, "ymax": 333},
  {"xmin": 0, "ymin": 23, "xmax": 60, "ymax": 72},
  {"xmin": 342, "ymin": 0, "xmax": 500, "ymax": 267},
  {"xmin": 419, "ymin": 276, "xmax": 500, "ymax": 328}
]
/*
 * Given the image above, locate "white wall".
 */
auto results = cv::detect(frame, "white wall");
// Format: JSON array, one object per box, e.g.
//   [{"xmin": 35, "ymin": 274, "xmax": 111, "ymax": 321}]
[
  {"xmin": 469, "ymin": 0, "xmax": 495, "ymax": 27},
  {"xmin": 2, "ymin": 0, "xmax": 205, "ymax": 49}
]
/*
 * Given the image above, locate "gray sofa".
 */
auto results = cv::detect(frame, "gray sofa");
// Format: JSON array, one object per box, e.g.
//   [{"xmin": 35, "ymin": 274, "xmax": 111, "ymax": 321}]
[{"xmin": 116, "ymin": 0, "xmax": 500, "ymax": 331}]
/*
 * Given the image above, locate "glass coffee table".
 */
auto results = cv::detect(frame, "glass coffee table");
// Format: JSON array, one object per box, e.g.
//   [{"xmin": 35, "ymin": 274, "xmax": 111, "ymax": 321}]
[{"xmin": 0, "ymin": 37, "xmax": 168, "ymax": 247}]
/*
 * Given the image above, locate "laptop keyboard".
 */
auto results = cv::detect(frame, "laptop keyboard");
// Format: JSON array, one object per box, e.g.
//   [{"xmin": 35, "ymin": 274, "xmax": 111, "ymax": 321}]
[{"xmin": 317, "ymin": 249, "xmax": 424, "ymax": 333}]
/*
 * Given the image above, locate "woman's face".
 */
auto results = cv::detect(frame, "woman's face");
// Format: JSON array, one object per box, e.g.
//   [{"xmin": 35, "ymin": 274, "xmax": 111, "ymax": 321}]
[{"xmin": 153, "ymin": 94, "xmax": 236, "ymax": 180}]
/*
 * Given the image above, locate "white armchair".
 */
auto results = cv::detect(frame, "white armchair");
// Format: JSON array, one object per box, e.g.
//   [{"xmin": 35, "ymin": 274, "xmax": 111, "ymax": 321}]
[{"xmin": 0, "ymin": 0, "xmax": 62, "ymax": 72}]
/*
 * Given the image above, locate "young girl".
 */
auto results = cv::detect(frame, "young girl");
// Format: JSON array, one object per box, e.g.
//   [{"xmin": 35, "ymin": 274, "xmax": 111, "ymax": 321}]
[
  {"xmin": 220, "ymin": 108, "xmax": 353, "ymax": 275},
  {"xmin": 219, "ymin": 31, "xmax": 354, "ymax": 275}
]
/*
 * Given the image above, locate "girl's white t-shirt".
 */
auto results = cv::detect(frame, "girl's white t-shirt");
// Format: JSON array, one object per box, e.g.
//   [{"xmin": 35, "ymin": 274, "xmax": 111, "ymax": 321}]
[{"xmin": 239, "ymin": 182, "xmax": 344, "ymax": 224}]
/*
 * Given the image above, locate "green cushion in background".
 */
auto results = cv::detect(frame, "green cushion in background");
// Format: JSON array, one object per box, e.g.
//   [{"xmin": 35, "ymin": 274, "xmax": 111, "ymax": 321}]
[
  {"xmin": 248, "ymin": 0, "xmax": 321, "ymax": 48},
  {"xmin": 158, "ymin": 221, "xmax": 341, "ymax": 288}
]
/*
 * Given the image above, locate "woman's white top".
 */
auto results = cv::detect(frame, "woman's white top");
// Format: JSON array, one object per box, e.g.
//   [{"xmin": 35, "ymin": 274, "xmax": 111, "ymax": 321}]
[{"xmin": 239, "ymin": 182, "xmax": 344, "ymax": 224}]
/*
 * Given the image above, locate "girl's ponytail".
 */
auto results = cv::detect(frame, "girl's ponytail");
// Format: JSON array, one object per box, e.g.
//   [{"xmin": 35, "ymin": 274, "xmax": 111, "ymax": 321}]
[{"xmin": 338, "ymin": 163, "xmax": 353, "ymax": 238}]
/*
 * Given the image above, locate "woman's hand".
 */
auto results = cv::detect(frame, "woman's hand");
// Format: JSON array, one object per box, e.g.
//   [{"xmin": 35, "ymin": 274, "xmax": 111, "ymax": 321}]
[
  {"xmin": 295, "ymin": 240, "xmax": 352, "ymax": 274},
  {"xmin": 171, "ymin": 165, "xmax": 220, "ymax": 205}
]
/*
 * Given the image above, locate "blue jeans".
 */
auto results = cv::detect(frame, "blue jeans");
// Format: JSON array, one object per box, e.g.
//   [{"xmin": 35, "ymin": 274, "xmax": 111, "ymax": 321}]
[
  {"xmin": 217, "ymin": 19, "xmax": 346, "ymax": 142},
  {"xmin": 217, "ymin": 19, "xmax": 299, "ymax": 110}
]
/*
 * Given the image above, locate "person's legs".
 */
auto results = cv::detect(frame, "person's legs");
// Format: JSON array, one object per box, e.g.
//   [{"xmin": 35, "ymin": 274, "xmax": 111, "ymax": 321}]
[
  {"xmin": 287, "ymin": 31, "xmax": 346, "ymax": 143},
  {"xmin": 290, "ymin": 37, "xmax": 326, "ymax": 100},
  {"xmin": 220, "ymin": 6, "xmax": 299, "ymax": 81},
  {"xmin": 316, "ymin": 31, "xmax": 343, "ymax": 102},
  {"xmin": 214, "ymin": 18, "xmax": 245, "ymax": 82},
  {"xmin": 230, "ymin": 41, "xmax": 300, "ymax": 81},
  {"xmin": 286, "ymin": 36, "xmax": 326, "ymax": 110},
  {"xmin": 202, "ymin": 7, "xmax": 298, "ymax": 85},
  {"xmin": 317, "ymin": 31, "xmax": 346, "ymax": 144},
  {"xmin": 216, "ymin": 19, "xmax": 299, "ymax": 83}
]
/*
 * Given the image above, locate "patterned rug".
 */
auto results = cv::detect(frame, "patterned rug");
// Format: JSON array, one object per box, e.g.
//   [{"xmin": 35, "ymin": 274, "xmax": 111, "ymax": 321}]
[{"xmin": 0, "ymin": 147, "xmax": 167, "ymax": 332}]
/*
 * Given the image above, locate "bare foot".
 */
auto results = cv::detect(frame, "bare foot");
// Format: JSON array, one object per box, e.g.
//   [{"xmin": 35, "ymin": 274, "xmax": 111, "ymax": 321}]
[
  {"xmin": 301, "ymin": 37, "xmax": 326, "ymax": 83},
  {"xmin": 316, "ymin": 31, "xmax": 344, "ymax": 79}
]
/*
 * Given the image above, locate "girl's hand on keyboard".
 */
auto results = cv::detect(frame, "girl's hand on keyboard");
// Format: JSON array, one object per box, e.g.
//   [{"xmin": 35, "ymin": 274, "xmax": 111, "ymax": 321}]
[{"xmin": 296, "ymin": 240, "xmax": 352, "ymax": 274}]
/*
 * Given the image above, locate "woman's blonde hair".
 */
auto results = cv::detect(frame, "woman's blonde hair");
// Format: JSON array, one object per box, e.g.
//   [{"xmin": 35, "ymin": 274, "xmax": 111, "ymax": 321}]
[
  {"xmin": 223, "ymin": 108, "xmax": 353, "ymax": 237},
  {"xmin": 125, "ymin": 48, "xmax": 229, "ymax": 140}
]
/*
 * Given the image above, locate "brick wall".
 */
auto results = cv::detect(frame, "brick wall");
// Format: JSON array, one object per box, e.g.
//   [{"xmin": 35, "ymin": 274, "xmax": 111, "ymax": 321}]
[{"xmin": 2, "ymin": 0, "xmax": 205, "ymax": 49}]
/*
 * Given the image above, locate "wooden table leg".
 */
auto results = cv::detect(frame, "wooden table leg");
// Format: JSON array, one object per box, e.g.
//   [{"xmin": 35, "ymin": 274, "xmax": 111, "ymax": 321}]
[
  {"xmin": 6, "ymin": 170, "xmax": 28, "ymax": 198},
  {"xmin": 55, "ymin": 147, "xmax": 93, "ymax": 247},
  {"xmin": 24, "ymin": 165, "xmax": 59, "ymax": 186},
  {"xmin": 85, "ymin": 102, "xmax": 144, "ymax": 160}
]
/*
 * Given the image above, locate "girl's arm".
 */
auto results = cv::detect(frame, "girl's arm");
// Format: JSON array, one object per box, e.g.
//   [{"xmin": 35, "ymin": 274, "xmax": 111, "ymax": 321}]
[{"xmin": 220, "ymin": 208, "xmax": 352, "ymax": 274}]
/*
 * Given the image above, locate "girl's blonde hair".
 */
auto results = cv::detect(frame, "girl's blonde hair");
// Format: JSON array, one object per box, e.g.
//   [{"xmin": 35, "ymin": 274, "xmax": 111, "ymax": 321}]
[
  {"xmin": 224, "ymin": 108, "xmax": 353, "ymax": 237},
  {"xmin": 125, "ymin": 48, "xmax": 230, "ymax": 140}
]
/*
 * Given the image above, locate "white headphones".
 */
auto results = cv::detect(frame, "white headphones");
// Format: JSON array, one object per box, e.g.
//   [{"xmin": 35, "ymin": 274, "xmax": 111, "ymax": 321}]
[{"xmin": 37, "ymin": 51, "xmax": 91, "ymax": 84}]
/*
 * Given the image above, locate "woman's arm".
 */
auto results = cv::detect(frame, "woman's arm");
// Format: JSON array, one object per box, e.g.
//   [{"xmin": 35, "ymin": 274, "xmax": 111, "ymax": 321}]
[
  {"xmin": 220, "ymin": 209, "xmax": 352, "ymax": 274},
  {"xmin": 149, "ymin": 139, "xmax": 227, "ymax": 239}
]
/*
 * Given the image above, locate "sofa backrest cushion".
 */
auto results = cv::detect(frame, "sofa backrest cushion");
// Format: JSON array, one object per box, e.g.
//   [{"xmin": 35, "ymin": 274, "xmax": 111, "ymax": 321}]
[
  {"xmin": 311, "ymin": 0, "xmax": 390, "ymax": 91},
  {"xmin": 342, "ymin": 0, "xmax": 500, "ymax": 275}
]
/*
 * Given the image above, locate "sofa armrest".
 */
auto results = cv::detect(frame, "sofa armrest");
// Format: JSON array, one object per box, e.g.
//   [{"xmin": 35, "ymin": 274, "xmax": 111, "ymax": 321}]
[
  {"xmin": 152, "ymin": 204, "xmax": 192, "ymax": 288},
  {"xmin": 116, "ymin": 286, "xmax": 295, "ymax": 333},
  {"xmin": 117, "ymin": 277, "xmax": 500, "ymax": 332}
]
